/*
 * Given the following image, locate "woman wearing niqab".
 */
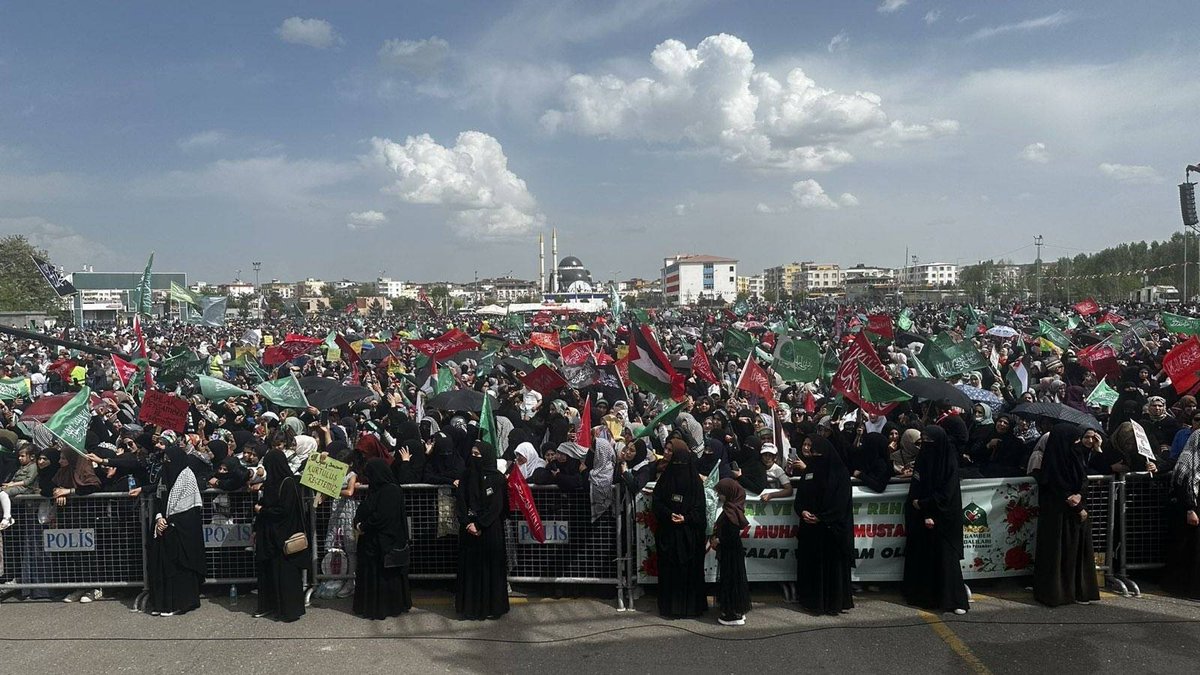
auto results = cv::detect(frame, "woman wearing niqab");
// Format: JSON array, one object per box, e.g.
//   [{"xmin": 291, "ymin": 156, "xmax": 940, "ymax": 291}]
[
  {"xmin": 253, "ymin": 448, "xmax": 307, "ymax": 622},
  {"xmin": 1033, "ymin": 423, "xmax": 1100, "ymax": 607},
  {"xmin": 902, "ymin": 426, "xmax": 969, "ymax": 614},
  {"xmin": 794, "ymin": 435, "xmax": 855, "ymax": 615},
  {"xmin": 455, "ymin": 440, "xmax": 509, "ymax": 620},
  {"xmin": 651, "ymin": 439, "xmax": 707, "ymax": 619},
  {"xmin": 353, "ymin": 458, "xmax": 412, "ymax": 618},
  {"xmin": 147, "ymin": 444, "xmax": 205, "ymax": 616},
  {"xmin": 1166, "ymin": 428, "xmax": 1200, "ymax": 598}
]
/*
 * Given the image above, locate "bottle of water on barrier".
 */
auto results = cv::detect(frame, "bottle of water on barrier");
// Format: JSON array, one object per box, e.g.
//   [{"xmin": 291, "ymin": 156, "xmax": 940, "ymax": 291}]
[{"xmin": 229, "ymin": 585, "xmax": 238, "ymax": 607}]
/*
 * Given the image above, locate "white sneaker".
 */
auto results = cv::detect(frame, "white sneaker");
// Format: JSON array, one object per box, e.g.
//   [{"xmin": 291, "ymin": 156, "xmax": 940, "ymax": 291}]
[
  {"xmin": 64, "ymin": 590, "xmax": 84, "ymax": 603},
  {"xmin": 953, "ymin": 608, "xmax": 967, "ymax": 615},
  {"xmin": 718, "ymin": 616, "xmax": 746, "ymax": 626},
  {"xmin": 79, "ymin": 589, "xmax": 101, "ymax": 603},
  {"xmin": 0, "ymin": 517, "xmax": 13, "ymax": 530}
]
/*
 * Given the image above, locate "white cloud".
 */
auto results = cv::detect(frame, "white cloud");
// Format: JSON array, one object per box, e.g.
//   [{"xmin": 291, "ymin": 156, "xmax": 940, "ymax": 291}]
[
  {"xmin": 277, "ymin": 17, "xmax": 340, "ymax": 49},
  {"xmin": 1098, "ymin": 162, "xmax": 1161, "ymax": 184},
  {"xmin": 378, "ymin": 37, "xmax": 450, "ymax": 75},
  {"xmin": 755, "ymin": 202, "xmax": 777, "ymax": 214},
  {"xmin": 878, "ymin": 0, "xmax": 908, "ymax": 14},
  {"xmin": 1019, "ymin": 142, "xmax": 1050, "ymax": 163},
  {"xmin": 543, "ymin": 34, "xmax": 953, "ymax": 172},
  {"xmin": 791, "ymin": 179, "xmax": 857, "ymax": 210},
  {"xmin": 370, "ymin": 131, "xmax": 543, "ymax": 239},
  {"xmin": 133, "ymin": 156, "xmax": 360, "ymax": 206},
  {"xmin": 0, "ymin": 216, "xmax": 126, "ymax": 271},
  {"xmin": 924, "ymin": 10, "xmax": 942, "ymax": 25},
  {"xmin": 177, "ymin": 130, "xmax": 229, "ymax": 152},
  {"xmin": 967, "ymin": 10, "xmax": 1074, "ymax": 41},
  {"xmin": 673, "ymin": 203, "xmax": 688, "ymax": 216},
  {"xmin": 347, "ymin": 210, "xmax": 387, "ymax": 231},
  {"xmin": 827, "ymin": 31, "xmax": 850, "ymax": 53}
]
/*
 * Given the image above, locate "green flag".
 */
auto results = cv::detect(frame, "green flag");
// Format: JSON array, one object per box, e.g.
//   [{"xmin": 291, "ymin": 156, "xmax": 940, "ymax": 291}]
[
  {"xmin": 924, "ymin": 335, "xmax": 989, "ymax": 379},
  {"xmin": 897, "ymin": 308, "xmax": 913, "ymax": 332},
  {"xmin": 858, "ymin": 364, "xmax": 912, "ymax": 404},
  {"xmin": 1065, "ymin": 315, "xmax": 1081, "ymax": 331},
  {"xmin": 732, "ymin": 299, "xmax": 750, "ymax": 316},
  {"xmin": 772, "ymin": 337, "xmax": 822, "ymax": 383},
  {"xmin": 631, "ymin": 308, "xmax": 651, "ymax": 325},
  {"xmin": 479, "ymin": 392, "xmax": 498, "ymax": 449},
  {"xmin": 821, "ymin": 349, "xmax": 840, "ymax": 382},
  {"xmin": 1085, "ymin": 379, "xmax": 1120, "ymax": 407},
  {"xmin": 909, "ymin": 351, "xmax": 935, "ymax": 378},
  {"xmin": 243, "ymin": 357, "xmax": 269, "ymax": 384},
  {"xmin": 1160, "ymin": 312, "xmax": 1200, "ymax": 336},
  {"xmin": 609, "ymin": 286, "xmax": 623, "ymax": 320},
  {"xmin": 723, "ymin": 328, "xmax": 755, "ymax": 360},
  {"xmin": 634, "ymin": 400, "xmax": 685, "ymax": 439},
  {"xmin": 158, "ymin": 348, "xmax": 207, "ymax": 385},
  {"xmin": 0, "ymin": 376, "xmax": 30, "ymax": 400},
  {"xmin": 435, "ymin": 363, "xmax": 455, "ymax": 394},
  {"xmin": 480, "ymin": 334, "xmax": 507, "ymax": 354},
  {"xmin": 256, "ymin": 374, "xmax": 309, "ymax": 409},
  {"xmin": 1038, "ymin": 320, "xmax": 1071, "ymax": 350},
  {"xmin": 45, "ymin": 387, "xmax": 92, "ymax": 456},
  {"xmin": 198, "ymin": 374, "xmax": 252, "ymax": 402},
  {"xmin": 134, "ymin": 252, "xmax": 154, "ymax": 316},
  {"xmin": 168, "ymin": 281, "xmax": 201, "ymax": 308}
]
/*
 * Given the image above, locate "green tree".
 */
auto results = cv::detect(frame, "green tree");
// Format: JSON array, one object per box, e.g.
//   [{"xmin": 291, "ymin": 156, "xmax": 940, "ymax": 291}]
[{"xmin": 0, "ymin": 235, "xmax": 62, "ymax": 312}]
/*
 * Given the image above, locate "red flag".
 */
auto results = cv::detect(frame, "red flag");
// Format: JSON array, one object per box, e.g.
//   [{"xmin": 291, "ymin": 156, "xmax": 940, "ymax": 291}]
[
  {"xmin": 350, "ymin": 362, "xmax": 361, "ymax": 386},
  {"xmin": 284, "ymin": 334, "xmax": 323, "ymax": 346},
  {"xmin": 866, "ymin": 314, "xmax": 894, "ymax": 340},
  {"xmin": 133, "ymin": 315, "xmax": 153, "ymax": 390},
  {"xmin": 1077, "ymin": 342, "xmax": 1121, "ymax": 381},
  {"xmin": 576, "ymin": 396, "xmax": 592, "ymax": 449},
  {"xmin": 335, "ymin": 333, "xmax": 360, "ymax": 364},
  {"xmin": 1098, "ymin": 311, "xmax": 1124, "ymax": 326},
  {"xmin": 47, "ymin": 357, "xmax": 76, "ymax": 382},
  {"xmin": 409, "ymin": 328, "xmax": 480, "ymax": 361},
  {"xmin": 1164, "ymin": 336, "xmax": 1200, "ymax": 395},
  {"xmin": 560, "ymin": 340, "xmax": 594, "ymax": 366},
  {"xmin": 529, "ymin": 331, "xmax": 561, "ymax": 352},
  {"xmin": 343, "ymin": 302, "xmax": 357, "ymax": 314},
  {"xmin": 111, "ymin": 354, "xmax": 138, "ymax": 389},
  {"xmin": 593, "ymin": 351, "xmax": 614, "ymax": 366},
  {"xmin": 614, "ymin": 357, "xmax": 632, "ymax": 387},
  {"xmin": 520, "ymin": 364, "xmax": 569, "ymax": 395},
  {"xmin": 832, "ymin": 332, "xmax": 897, "ymax": 415},
  {"xmin": 262, "ymin": 339, "xmax": 317, "ymax": 366},
  {"xmin": 418, "ymin": 288, "xmax": 437, "ymax": 314},
  {"xmin": 692, "ymin": 341, "xmax": 719, "ymax": 385},
  {"xmin": 761, "ymin": 331, "xmax": 777, "ymax": 349},
  {"xmin": 802, "ymin": 389, "xmax": 817, "ymax": 413},
  {"xmin": 736, "ymin": 356, "xmax": 777, "ymax": 409},
  {"xmin": 507, "ymin": 467, "xmax": 544, "ymax": 544},
  {"xmin": 1072, "ymin": 298, "xmax": 1100, "ymax": 316}
]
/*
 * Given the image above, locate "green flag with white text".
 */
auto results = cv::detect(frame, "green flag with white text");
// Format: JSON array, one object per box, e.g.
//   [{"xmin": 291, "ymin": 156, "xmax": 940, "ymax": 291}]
[
  {"xmin": 199, "ymin": 374, "xmax": 252, "ymax": 402},
  {"xmin": 772, "ymin": 337, "xmax": 821, "ymax": 383},
  {"xmin": 723, "ymin": 328, "xmax": 755, "ymax": 360},
  {"xmin": 134, "ymin": 252, "xmax": 154, "ymax": 316},
  {"xmin": 1085, "ymin": 379, "xmax": 1120, "ymax": 408},
  {"xmin": 479, "ymin": 393, "xmax": 498, "ymax": 449},
  {"xmin": 256, "ymin": 374, "xmax": 309, "ymax": 409},
  {"xmin": 0, "ymin": 376, "xmax": 30, "ymax": 400},
  {"xmin": 45, "ymin": 387, "xmax": 92, "ymax": 456},
  {"xmin": 169, "ymin": 281, "xmax": 201, "ymax": 308},
  {"xmin": 1160, "ymin": 312, "xmax": 1200, "ymax": 336}
]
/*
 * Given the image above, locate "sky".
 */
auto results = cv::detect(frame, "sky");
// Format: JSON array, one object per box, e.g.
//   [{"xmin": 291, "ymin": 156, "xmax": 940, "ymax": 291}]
[{"xmin": 1, "ymin": 1, "xmax": 1196, "ymax": 285}]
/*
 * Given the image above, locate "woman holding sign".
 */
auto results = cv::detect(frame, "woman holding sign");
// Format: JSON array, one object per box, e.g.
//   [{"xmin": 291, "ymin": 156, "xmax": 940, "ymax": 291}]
[
  {"xmin": 147, "ymin": 444, "xmax": 205, "ymax": 616},
  {"xmin": 455, "ymin": 440, "xmax": 509, "ymax": 620},
  {"xmin": 354, "ymin": 459, "xmax": 412, "ymax": 618}
]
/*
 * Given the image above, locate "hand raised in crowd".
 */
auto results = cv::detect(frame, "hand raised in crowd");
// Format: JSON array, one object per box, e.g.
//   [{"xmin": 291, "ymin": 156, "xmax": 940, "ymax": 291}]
[
  {"xmin": 1187, "ymin": 510, "xmax": 1199, "ymax": 527},
  {"xmin": 399, "ymin": 446, "xmax": 412, "ymax": 462}
]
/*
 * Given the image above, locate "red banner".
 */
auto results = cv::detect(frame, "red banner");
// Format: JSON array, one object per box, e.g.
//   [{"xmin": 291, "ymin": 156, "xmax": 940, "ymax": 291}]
[
  {"xmin": 529, "ymin": 331, "xmax": 561, "ymax": 352},
  {"xmin": 866, "ymin": 314, "xmax": 894, "ymax": 340},
  {"xmin": 507, "ymin": 467, "xmax": 544, "ymax": 543},
  {"xmin": 560, "ymin": 340, "xmax": 594, "ymax": 366},
  {"xmin": 335, "ymin": 333, "xmax": 360, "ymax": 363},
  {"xmin": 409, "ymin": 328, "xmax": 480, "ymax": 361},
  {"xmin": 111, "ymin": 354, "xmax": 138, "ymax": 389},
  {"xmin": 832, "ymin": 332, "xmax": 896, "ymax": 416},
  {"xmin": 736, "ymin": 357, "xmax": 777, "ymax": 408},
  {"xmin": 1165, "ymin": 336, "xmax": 1200, "ymax": 394},
  {"xmin": 1077, "ymin": 342, "xmax": 1121, "ymax": 381},
  {"xmin": 284, "ymin": 334, "xmax": 323, "ymax": 346},
  {"xmin": 1072, "ymin": 298, "xmax": 1100, "ymax": 316},
  {"xmin": 263, "ymin": 339, "xmax": 317, "ymax": 366},
  {"xmin": 614, "ymin": 357, "xmax": 631, "ymax": 387},
  {"xmin": 134, "ymin": 314, "xmax": 153, "ymax": 390},
  {"xmin": 520, "ymin": 364, "xmax": 569, "ymax": 395},
  {"xmin": 138, "ymin": 390, "xmax": 189, "ymax": 434},
  {"xmin": 1098, "ymin": 311, "xmax": 1124, "ymax": 326},
  {"xmin": 692, "ymin": 341, "xmax": 719, "ymax": 385},
  {"xmin": 576, "ymin": 396, "xmax": 592, "ymax": 449}
]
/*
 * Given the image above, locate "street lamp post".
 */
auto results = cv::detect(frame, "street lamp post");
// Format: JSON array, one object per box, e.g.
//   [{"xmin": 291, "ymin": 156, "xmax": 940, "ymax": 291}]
[{"xmin": 252, "ymin": 261, "xmax": 262, "ymax": 313}]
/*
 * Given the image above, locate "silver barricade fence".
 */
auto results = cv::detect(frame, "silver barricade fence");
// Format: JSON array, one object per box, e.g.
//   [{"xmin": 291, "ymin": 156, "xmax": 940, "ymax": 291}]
[
  {"xmin": 199, "ymin": 489, "xmax": 260, "ymax": 585},
  {"xmin": 0, "ymin": 492, "xmax": 149, "ymax": 593},
  {"xmin": 1084, "ymin": 474, "xmax": 1122, "ymax": 592},
  {"xmin": 1120, "ymin": 471, "xmax": 1170, "ymax": 573}
]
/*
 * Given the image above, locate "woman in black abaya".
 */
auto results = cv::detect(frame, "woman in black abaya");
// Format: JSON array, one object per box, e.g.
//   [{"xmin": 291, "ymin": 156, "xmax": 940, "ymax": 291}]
[
  {"xmin": 712, "ymin": 478, "xmax": 750, "ymax": 625},
  {"xmin": 902, "ymin": 425, "xmax": 969, "ymax": 614},
  {"xmin": 253, "ymin": 448, "xmax": 307, "ymax": 622},
  {"xmin": 147, "ymin": 445, "xmax": 205, "ymax": 616},
  {"xmin": 455, "ymin": 440, "xmax": 509, "ymax": 620},
  {"xmin": 794, "ymin": 435, "xmax": 855, "ymax": 615},
  {"xmin": 651, "ymin": 438, "xmax": 707, "ymax": 619},
  {"xmin": 1166, "ymin": 428, "xmax": 1200, "ymax": 599},
  {"xmin": 1034, "ymin": 423, "xmax": 1100, "ymax": 607},
  {"xmin": 850, "ymin": 432, "xmax": 893, "ymax": 493},
  {"xmin": 353, "ymin": 459, "xmax": 412, "ymax": 618}
]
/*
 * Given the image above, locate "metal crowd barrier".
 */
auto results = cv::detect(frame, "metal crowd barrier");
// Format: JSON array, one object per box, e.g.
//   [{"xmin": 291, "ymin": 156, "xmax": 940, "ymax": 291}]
[
  {"xmin": 1116, "ymin": 471, "xmax": 1172, "ymax": 596},
  {"xmin": 1084, "ymin": 475, "xmax": 1120, "ymax": 593},
  {"xmin": 199, "ymin": 489, "xmax": 259, "ymax": 585},
  {"xmin": 0, "ymin": 492, "xmax": 149, "ymax": 594}
]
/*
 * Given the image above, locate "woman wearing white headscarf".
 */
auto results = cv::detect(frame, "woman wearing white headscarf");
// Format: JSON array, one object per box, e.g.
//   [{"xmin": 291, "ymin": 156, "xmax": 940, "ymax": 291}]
[
  {"xmin": 513, "ymin": 442, "xmax": 547, "ymax": 480},
  {"xmin": 1166, "ymin": 429, "xmax": 1200, "ymax": 599}
]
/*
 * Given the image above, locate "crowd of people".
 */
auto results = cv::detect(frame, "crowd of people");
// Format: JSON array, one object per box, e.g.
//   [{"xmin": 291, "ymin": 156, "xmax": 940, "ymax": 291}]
[{"xmin": 0, "ymin": 297, "xmax": 1198, "ymax": 625}]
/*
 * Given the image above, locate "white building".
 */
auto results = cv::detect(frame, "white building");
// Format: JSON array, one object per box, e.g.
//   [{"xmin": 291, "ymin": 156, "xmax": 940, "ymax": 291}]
[
  {"xmin": 900, "ymin": 263, "xmax": 959, "ymax": 287},
  {"xmin": 661, "ymin": 254, "xmax": 738, "ymax": 305},
  {"xmin": 737, "ymin": 275, "xmax": 765, "ymax": 299},
  {"xmin": 375, "ymin": 277, "xmax": 411, "ymax": 299},
  {"xmin": 262, "ymin": 281, "xmax": 295, "ymax": 299},
  {"xmin": 842, "ymin": 264, "xmax": 891, "ymax": 281},
  {"xmin": 222, "ymin": 281, "xmax": 256, "ymax": 297},
  {"xmin": 295, "ymin": 278, "xmax": 324, "ymax": 298},
  {"xmin": 802, "ymin": 264, "xmax": 844, "ymax": 292}
]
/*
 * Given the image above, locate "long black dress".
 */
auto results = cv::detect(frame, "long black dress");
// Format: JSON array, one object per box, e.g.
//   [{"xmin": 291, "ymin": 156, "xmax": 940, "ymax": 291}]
[
  {"xmin": 354, "ymin": 459, "xmax": 412, "ymax": 618},
  {"xmin": 254, "ymin": 449, "xmax": 307, "ymax": 622},
  {"xmin": 713, "ymin": 478, "xmax": 750, "ymax": 619},
  {"xmin": 1034, "ymin": 424, "xmax": 1100, "ymax": 606},
  {"xmin": 795, "ymin": 435, "xmax": 855, "ymax": 615},
  {"xmin": 651, "ymin": 440, "xmax": 708, "ymax": 618},
  {"xmin": 903, "ymin": 425, "xmax": 969, "ymax": 613},
  {"xmin": 455, "ymin": 442, "xmax": 509, "ymax": 620},
  {"xmin": 147, "ymin": 446, "xmax": 205, "ymax": 615},
  {"xmin": 1165, "ymin": 433, "xmax": 1200, "ymax": 599}
]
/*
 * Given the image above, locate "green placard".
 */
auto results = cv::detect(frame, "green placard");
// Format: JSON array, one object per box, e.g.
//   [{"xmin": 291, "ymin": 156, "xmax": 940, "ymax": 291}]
[{"xmin": 300, "ymin": 455, "xmax": 349, "ymax": 498}]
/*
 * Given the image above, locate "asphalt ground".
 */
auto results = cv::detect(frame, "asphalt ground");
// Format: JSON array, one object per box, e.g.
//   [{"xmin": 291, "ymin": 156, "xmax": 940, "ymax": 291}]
[{"xmin": 2, "ymin": 578, "xmax": 1197, "ymax": 674}]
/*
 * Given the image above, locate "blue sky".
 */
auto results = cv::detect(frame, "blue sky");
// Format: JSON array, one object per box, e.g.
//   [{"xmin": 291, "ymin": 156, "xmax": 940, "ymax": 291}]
[{"xmin": 1, "ymin": 1, "xmax": 1196, "ymax": 284}]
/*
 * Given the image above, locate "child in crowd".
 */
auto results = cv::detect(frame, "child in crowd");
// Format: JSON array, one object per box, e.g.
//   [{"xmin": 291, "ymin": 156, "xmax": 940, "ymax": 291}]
[{"xmin": 1, "ymin": 443, "xmax": 39, "ymax": 529}]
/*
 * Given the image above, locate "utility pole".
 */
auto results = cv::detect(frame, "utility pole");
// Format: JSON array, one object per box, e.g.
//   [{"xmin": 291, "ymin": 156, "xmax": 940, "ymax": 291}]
[
  {"xmin": 252, "ymin": 261, "xmax": 262, "ymax": 313},
  {"xmin": 1034, "ymin": 235, "xmax": 1043, "ymax": 304}
]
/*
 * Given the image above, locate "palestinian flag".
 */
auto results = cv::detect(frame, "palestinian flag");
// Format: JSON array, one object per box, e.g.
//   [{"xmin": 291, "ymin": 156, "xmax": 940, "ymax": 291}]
[
  {"xmin": 1006, "ymin": 359, "xmax": 1029, "ymax": 396},
  {"xmin": 627, "ymin": 324, "xmax": 684, "ymax": 400}
]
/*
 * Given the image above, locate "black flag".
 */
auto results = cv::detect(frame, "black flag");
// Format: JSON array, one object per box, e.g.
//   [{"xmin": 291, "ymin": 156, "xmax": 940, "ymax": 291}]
[{"xmin": 31, "ymin": 255, "xmax": 76, "ymax": 297}]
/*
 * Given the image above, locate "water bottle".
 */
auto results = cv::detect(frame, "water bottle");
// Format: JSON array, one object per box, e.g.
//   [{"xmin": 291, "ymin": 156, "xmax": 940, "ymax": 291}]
[
  {"xmin": 229, "ymin": 584, "xmax": 238, "ymax": 607},
  {"xmin": 127, "ymin": 475, "xmax": 137, "ymax": 491}
]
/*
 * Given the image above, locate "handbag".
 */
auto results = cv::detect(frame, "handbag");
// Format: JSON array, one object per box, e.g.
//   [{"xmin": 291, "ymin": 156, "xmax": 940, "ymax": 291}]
[
  {"xmin": 281, "ymin": 477, "xmax": 309, "ymax": 555},
  {"xmin": 383, "ymin": 544, "xmax": 410, "ymax": 570}
]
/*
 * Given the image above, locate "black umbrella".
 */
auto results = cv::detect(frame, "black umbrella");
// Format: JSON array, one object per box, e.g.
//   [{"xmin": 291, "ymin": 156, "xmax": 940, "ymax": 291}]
[
  {"xmin": 894, "ymin": 331, "xmax": 926, "ymax": 348},
  {"xmin": 357, "ymin": 343, "xmax": 396, "ymax": 362},
  {"xmin": 426, "ymin": 389, "xmax": 499, "ymax": 412},
  {"xmin": 896, "ymin": 377, "xmax": 974, "ymax": 410},
  {"xmin": 298, "ymin": 376, "xmax": 376, "ymax": 410},
  {"xmin": 1010, "ymin": 402, "xmax": 1102, "ymax": 431},
  {"xmin": 500, "ymin": 357, "xmax": 533, "ymax": 372},
  {"xmin": 444, "ymin": 350, "xmax": 487, "ymax": 365}
]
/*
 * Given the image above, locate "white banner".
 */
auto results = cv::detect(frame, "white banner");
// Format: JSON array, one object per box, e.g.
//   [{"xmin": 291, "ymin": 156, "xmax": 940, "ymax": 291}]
[{"xmin": 635, "ymin": 477, "xmax": 1041, "ymax": 584}]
